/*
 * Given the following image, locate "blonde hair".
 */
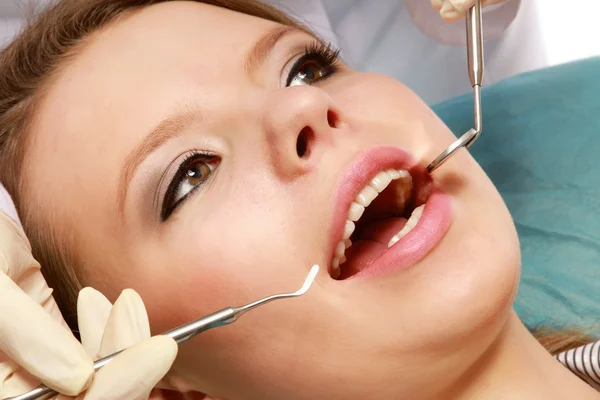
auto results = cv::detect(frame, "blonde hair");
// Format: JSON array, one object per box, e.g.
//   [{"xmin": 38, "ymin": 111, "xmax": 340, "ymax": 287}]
[
  {"xmin": 0, "ymin": 0, "xmax": 592, "ymax": 357},
  {"xmin": 532, "ymin": 327, "xmax": 596, "ymax": 354}
]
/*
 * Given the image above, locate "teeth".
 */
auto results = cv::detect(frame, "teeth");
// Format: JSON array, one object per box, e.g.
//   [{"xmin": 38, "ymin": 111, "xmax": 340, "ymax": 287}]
[
  {"xmin": 369, "ymin": 171, "xmax": 393, "ymax": 192},
  {"xmin": 335, "ymin": 242, "xmax": 346, "ymax": 257},
  {"xmin": 387, "ymin": 169, "xmax": 401, "ymax": 179},
  {"xmin": 331, "ymin": 237, "xmax": 350, "ymax": 278},
  {"xmin": 343, "ymin": 220, "xmax": 355, "ymax": 239},
  {"xmin": 387, "ymin": 204, "xmax": 425, "ymax": 247},
  {"xmin": 386, "ymin": 169, "xmax": 409, "ymax": 180},
  {"xmin": 332, "ymin": 168, "xmax": 417, "ymax": 279},
  {"xmin": 348, "ymin": 202, "xmax": 365, "ymax": 222},
  {"xmin": 331, "ymin": 257, "xmax": 341, "ymax": 279},
  {"xmin": 355, "ymin": 185, "xmax": 378, "ymax": 207},
  {"xmin": 395, "ymin": 176, "xmax": 413, "ymax": 213},
  {"xmin": 396, "ymin": 169, "xmax": 410, "ymax": 179}
]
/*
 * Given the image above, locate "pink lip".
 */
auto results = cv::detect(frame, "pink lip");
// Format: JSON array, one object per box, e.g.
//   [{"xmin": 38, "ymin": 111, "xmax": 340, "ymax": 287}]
[{"xmin": 329, "ymin": 146, "xmax": 452, "ymax": 279}]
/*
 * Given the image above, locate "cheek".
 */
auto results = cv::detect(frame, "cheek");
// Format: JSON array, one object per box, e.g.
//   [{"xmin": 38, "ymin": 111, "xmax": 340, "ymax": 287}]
[
  {"xmin": 131, "ymin": 180, "xmax": 332, "ymax": 396},
  {"xmin": 332, "ymin": 73, "xmax": 455, "ymax": 159},
  {"xmin": 139, "ymin": 184, "xmax": 310, "ymax": 334},
  {"xmin": 422, "ymin": 170, "xmax": 521, "ymax": 349},
  {"xmin": 335, "ymin": 73, "xmax": 445, "ymax": 132}
]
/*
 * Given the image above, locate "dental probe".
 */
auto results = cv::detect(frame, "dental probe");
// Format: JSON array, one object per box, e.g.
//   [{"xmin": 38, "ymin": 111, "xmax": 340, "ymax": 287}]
[
  {"xmin": 426, "ymin": 0, "xmax": 484, "ymax": 173},
  {"xmin": 6, "ymin": 265, "xmax": 320, "ymax": 400}
]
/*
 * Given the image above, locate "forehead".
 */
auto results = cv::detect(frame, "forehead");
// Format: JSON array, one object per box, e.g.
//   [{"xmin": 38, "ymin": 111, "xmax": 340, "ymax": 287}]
[
  {"xmin": 38, "ymin": 1, "xmax": 277, "ymax": 136},
  {"xmin": 26, "ymin": 1, "xmax": 278, "ymax": 215}
]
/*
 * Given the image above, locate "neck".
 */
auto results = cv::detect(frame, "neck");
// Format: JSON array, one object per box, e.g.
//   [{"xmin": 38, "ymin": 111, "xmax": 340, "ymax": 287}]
[{"xmin": 446, "ymin": 311, "xmax": 600, "ymax": 400}]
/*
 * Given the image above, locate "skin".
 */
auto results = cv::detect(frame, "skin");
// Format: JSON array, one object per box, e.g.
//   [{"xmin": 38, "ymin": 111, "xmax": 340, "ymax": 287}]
[{"xmin": 22, "ymin": 1, "xmax": 600, "ymax": 399}]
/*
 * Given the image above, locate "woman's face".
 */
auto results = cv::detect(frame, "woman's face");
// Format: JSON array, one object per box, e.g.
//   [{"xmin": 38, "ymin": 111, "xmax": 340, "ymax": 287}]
[{"xmin": 26, "ymin": 2, "xmax": 520, "ymax": 399}]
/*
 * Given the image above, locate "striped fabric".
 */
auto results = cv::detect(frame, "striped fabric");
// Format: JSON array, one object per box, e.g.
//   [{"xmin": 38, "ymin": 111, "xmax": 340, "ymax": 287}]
[{"xmin": 556, "ymin": 341, "xmax": 600, "ymax": 391}]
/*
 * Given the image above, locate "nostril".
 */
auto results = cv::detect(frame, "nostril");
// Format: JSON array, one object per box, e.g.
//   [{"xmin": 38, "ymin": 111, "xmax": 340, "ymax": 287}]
[
  {"xmin": 296, "ymin": 127, "xmax": 313, "ymax": 158},
  {"xmin": 327, "ymin": 109, "xmax": 340, "ymax": 128}
]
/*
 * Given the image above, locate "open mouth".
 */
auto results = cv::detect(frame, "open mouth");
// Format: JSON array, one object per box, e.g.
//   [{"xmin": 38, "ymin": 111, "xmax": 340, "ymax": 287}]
[{"xmin": 330, "ymin": 167, "xmax": 431, "ymax": 280}]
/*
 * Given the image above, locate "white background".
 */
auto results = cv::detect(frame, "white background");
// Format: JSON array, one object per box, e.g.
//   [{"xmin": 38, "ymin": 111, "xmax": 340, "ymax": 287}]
[{"xmin": 534, "ymin": 0, "xmax": 600, "ymax": 67}]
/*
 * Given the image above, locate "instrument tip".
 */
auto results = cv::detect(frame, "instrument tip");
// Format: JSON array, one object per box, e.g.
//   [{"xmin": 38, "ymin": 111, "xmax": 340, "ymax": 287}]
[{"xmin": 297, "ymin": 264, "xmax": 319, "ymax": 295}]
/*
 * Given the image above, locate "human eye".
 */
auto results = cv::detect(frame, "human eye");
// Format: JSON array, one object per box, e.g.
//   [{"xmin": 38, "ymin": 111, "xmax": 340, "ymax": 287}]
[
  {"xmin": 285, "ymin": 41, "xmax": 341, "ymax": 87},
  {"xmin": 160, "ymin": 151, "xmax": 220, "ymax": 221}
]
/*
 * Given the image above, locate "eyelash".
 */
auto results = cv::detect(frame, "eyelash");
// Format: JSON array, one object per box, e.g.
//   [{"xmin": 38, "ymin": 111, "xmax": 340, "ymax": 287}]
[
  {"xmin": 161, "ymin": 151, "xmax": 216, "ymax": 222},
  {"xmin": 285, "ymin": 41, "xmax": 341, "ymax": 87}
]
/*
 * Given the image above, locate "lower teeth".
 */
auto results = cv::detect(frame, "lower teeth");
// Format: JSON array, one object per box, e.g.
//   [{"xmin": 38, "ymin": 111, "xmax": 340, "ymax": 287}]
[
  {"xmin": 330, "ymin": 203, "xmax": 426, "ymax": 278},
  {"xmin": 387, "ymin": 204, "xmax": 425, "ymax": 247}
]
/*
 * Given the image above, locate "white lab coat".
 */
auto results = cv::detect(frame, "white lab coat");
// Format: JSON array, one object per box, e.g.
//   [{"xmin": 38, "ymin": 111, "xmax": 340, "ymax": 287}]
[{"xmin": 265, "ymin": 0, "xmax": 544, "ymax": 104}]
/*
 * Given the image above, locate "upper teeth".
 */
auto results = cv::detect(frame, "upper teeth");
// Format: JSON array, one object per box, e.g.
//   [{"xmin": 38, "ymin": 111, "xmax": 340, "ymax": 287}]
[{"xmin": 331, "ymin": 169, "xmax": 419, "ymax": 279}]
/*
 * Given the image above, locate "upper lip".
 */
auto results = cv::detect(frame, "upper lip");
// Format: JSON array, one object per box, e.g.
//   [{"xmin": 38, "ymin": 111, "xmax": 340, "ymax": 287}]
[{"xmin": 327, "ymin": 146, "xmax": 429, "ymax": 276}]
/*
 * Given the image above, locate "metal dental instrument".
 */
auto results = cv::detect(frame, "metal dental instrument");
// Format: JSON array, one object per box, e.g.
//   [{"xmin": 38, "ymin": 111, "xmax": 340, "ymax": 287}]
[
  {"xmin": 6, "ymin": 265, "xmax": 320, "ymax": 400},
  {"xmin": 427, "ymin": 0, "xmax": 484, "ymax": 173}
]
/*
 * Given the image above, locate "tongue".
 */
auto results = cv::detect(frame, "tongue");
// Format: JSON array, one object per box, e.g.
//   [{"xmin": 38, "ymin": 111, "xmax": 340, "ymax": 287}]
[{"xmin": 339, "ymin": 217, "xmax": 408, "ymax": 279}]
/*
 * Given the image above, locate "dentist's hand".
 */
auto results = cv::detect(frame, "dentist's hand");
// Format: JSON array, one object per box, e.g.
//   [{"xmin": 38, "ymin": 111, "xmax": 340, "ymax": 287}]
[
  {"xmin": 74, "ymin": 288, "xmax": 178, "ymax": 399},
  {"xmin": 431, "ymin": 0, "xmax": 506, "ymax": 22},
  {"xmin": 1, "ymin": 284, "xmax": 178, "ymax": 399}
]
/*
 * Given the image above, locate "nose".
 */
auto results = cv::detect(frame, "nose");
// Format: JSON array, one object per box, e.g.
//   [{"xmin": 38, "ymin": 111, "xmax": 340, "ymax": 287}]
[{"xmin": 261, "ymin": 86, "xmax": 346, "ymax": 179}]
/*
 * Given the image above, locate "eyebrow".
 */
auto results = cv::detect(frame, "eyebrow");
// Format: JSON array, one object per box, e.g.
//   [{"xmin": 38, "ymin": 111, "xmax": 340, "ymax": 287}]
[
  {"xmin": 117, "ymin": 25, "xmax": 301, "ymax": 215},
  {"xmin": 244, "ymin": 25, "xmax": 299, "ymax": 77},
  {"xmin": 117, "ymin": 108, "xmax": 199, "ymax": 215}
]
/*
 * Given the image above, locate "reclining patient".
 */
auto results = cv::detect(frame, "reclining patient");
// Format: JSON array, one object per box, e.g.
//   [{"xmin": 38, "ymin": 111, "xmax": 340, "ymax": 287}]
[{"xmin": 0, "ymin": 0, "xmax": 598, "ymax": 399}]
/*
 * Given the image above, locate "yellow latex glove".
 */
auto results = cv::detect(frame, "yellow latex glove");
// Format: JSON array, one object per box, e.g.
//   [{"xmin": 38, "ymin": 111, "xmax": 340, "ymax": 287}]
[
  {"xmin": 431, "ymin": 0, "xmax": 506, "ymax": 22},
  {"xmin": 2, "ymin": 286, "xmax": 178, "ymax": 399},
  {"xmin": 72, "ymin": 288, "xmax": 178, "ymax": 399}
]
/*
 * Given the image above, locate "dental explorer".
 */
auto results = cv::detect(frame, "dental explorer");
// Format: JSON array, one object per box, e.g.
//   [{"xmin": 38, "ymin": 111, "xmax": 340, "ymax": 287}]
[
  {"xmin": 426, "ymin": 0, "xmax": 484, "ymax": 173},
  {"xmin": 5, "ymin": 264, "xmax": 320, "ymax": 400}
]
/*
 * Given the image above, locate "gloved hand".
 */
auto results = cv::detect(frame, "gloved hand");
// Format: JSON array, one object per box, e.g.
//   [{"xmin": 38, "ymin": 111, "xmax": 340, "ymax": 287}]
[
  {"xmin": 431, "ymin": 0, "xmax": 506, "ymax": 22},
  {"xmin": 74, "ymin": 288, "xmax": 178, "ymax": 399},
  {"xmin": 2, "ymin": 285, "xmax": 178, "ymax": 399}
]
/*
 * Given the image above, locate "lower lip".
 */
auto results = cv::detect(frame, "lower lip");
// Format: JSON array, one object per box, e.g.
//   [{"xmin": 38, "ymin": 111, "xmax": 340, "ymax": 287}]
[{"xmin": 344, "ymin": 190, "xmax": 453, "ymax": 280}]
